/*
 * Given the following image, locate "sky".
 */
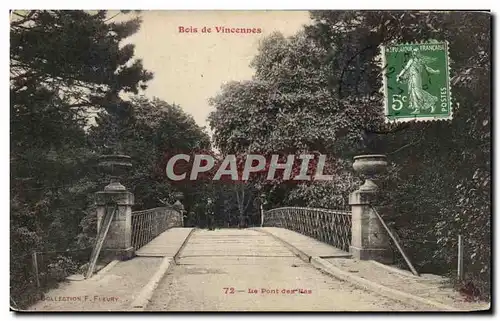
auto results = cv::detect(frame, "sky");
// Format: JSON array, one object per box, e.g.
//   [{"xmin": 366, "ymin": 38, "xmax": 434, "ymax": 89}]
[{"xmin": 117, "ymin": 10, "xmax": 312, "ymax": 130}]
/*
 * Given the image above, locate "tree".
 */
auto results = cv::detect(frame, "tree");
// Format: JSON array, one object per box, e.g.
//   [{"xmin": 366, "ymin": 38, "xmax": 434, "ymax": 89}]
[
  {"xmin": 208, "ymin": 31, "xmax": 362, "ymax": 210},
  {"xmin": 208, "ymin": 10, "xmax": 491, "ymax": 298},
  {"xmin": 305, "ymin": 10, "xmax": 491, "ymax": 297},
  {"xmin": 209, "ymin": 31, "xmax": 363, "ymax": 156},
  {"xmin": 10, "ymin": 10, "xmax": 153, "ymax": 308},
  {"xmin": 11, "ymin": 10, "xmax": 152, "ymax": 111},
  {"xmin": 88, "ymin": 96, "xmax": 211, "ymax": 214}
]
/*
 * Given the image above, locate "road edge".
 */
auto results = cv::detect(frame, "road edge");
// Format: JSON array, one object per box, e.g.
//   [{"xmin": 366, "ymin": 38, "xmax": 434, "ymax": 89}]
[
  {"xmin": 128, "ymin": 228, "xmax": 195, "ymax": 311},
  {"xmin": 369, "ymin": 259, "xmax": 421, "ymax": 279},
  {"xmin": 255, "ymin": 227, "xmax": 461, "ymax": 311},
  {"xmin": 310, "ymin": 257, "xmax": 460, "ymax": 311},
  {"xmin": 90, "ymin": 259, "xmax": 119, "ymax": 281},
  {"xmin": 174, "ymin": 228, "xmax": 196, "ymax": 263},
  {"xmin": 128, "ymin": 256, "xmax": 173, "ymax": 311}
]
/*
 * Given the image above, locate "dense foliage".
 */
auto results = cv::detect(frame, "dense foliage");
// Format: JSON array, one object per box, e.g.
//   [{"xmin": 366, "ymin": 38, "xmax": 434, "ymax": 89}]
[
  {"xmin": 10, "ymin": 11, "xmax": 210, "ymax": 309},
  {"xmin": 208, "ymin": 11, "xmax": 491, "ymax": 298},
  {"xmin": 10, "ymin": 10, "xmax": 491, "ymax": 309}
]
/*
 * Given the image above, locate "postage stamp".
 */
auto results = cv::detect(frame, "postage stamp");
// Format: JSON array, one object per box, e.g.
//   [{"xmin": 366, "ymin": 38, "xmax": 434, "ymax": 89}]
[{"xmin": 381, "ymin": 41, "xmax": 452, "ymax": 122}]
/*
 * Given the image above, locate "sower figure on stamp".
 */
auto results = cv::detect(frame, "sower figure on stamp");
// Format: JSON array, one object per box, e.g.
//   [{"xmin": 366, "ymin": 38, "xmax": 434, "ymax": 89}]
[{"xmin": 396, "ymin": 48, "xmax": 440, "ymax": 114}]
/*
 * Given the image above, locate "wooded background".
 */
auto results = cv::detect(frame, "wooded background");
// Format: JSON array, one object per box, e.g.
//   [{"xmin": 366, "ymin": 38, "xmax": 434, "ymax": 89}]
[{"xmin": 10, "ymin": 10, "xmax": 490, "ymax": 309}]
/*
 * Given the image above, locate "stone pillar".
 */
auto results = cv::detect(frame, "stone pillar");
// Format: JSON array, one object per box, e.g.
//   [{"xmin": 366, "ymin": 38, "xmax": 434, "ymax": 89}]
[
  {"xmin": 349, "ymin": 155, "xmax": 393, "ymax": 264},
  {"xmin": 96, "ymin": 154, "xmax": 135, "ymax": 261},
  {"xmin": 96, "ymin": 190, "xmax": 135, "ymax": 261}
]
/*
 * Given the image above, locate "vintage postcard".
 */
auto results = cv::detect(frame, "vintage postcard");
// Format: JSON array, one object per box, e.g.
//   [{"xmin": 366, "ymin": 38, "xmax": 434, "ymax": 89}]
[{"xmin": 10, "ymin": 10, "xmax": 491, "ymax": 312}]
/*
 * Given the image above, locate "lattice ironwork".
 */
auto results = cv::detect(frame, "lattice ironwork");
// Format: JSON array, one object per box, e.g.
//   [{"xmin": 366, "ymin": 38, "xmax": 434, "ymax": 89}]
[
  {"xmin": 131, "ymin": 207, "xmax": 180, "ymax": 250},
  {"xmin": 263, "ymin": 207, "xmax": 352, "ymax": 252}
]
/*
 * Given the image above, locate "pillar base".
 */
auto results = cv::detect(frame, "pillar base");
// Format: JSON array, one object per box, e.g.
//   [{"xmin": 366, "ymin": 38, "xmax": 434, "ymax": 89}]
[
  {"xmin": 100, "ymin": 247, "xmax": 135, "ymax": 262},
  {"xmin": 350, "ymin": 246, "xmax": 393, "ymax": 264}
]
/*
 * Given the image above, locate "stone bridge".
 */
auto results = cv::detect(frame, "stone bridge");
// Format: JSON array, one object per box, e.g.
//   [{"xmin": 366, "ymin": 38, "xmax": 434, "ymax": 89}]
[{"xmin": 26, "ymin": 155, "xmax": 488, "ymax": 312}]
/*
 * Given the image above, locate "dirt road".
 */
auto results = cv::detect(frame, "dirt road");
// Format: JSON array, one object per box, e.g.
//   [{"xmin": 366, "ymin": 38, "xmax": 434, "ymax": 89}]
[{"xmin": 147, "ymin": 229, "xmax": 422, "ymax": 311}]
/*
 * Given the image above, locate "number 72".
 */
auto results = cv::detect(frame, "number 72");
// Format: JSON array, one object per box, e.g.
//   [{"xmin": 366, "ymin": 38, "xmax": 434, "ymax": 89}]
[
  {"xmin": 392, "ymin": 95, "xmax": 407, "ymax": 111},
  {"xmin": 223, "ymin": 287, "xmax": 235, "ymax": 294}
]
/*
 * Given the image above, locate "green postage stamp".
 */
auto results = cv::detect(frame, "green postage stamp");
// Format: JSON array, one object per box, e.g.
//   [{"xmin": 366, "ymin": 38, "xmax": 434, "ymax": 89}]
[{"xmin": 382, "ymin": 41, "xmax": 452, "ymax": 122}]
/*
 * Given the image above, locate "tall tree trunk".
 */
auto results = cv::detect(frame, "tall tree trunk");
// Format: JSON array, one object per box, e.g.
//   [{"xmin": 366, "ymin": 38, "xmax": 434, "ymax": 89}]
[{"xmin": 235, "ymin": 184, "xmax": 246, "ymax": 228}]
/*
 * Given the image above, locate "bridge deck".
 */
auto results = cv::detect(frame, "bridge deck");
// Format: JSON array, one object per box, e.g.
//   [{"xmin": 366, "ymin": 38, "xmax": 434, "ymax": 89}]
[
  {"xmin": 255, "ymin": 227, "xmax": 350, "ymax": 258},
  {"xmin": 27, "ymin": 227, "xmax": 484, "ymax": 311},
  {"xmin": 135, "ymin": 227, "xmax": 193, "ymax": 257},
  {"xmin": 146, "ymin": 228, "xmax": 414, "ymax": 311}
]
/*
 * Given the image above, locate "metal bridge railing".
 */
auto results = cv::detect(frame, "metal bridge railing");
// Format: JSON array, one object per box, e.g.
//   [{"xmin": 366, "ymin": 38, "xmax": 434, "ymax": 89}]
[
  {"xmin": 263, "ymin": 207, "xmax": 352, "ymax": 252},
  {"xmin": 131, "ymin": 207, "xmax": 181, "ymax": 251}
]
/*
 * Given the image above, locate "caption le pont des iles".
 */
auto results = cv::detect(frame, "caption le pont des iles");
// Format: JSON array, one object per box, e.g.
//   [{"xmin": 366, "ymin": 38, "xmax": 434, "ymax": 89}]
[{"xmin": 178, "ymin": 26, "xmax": 262, "ymax": 34}]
